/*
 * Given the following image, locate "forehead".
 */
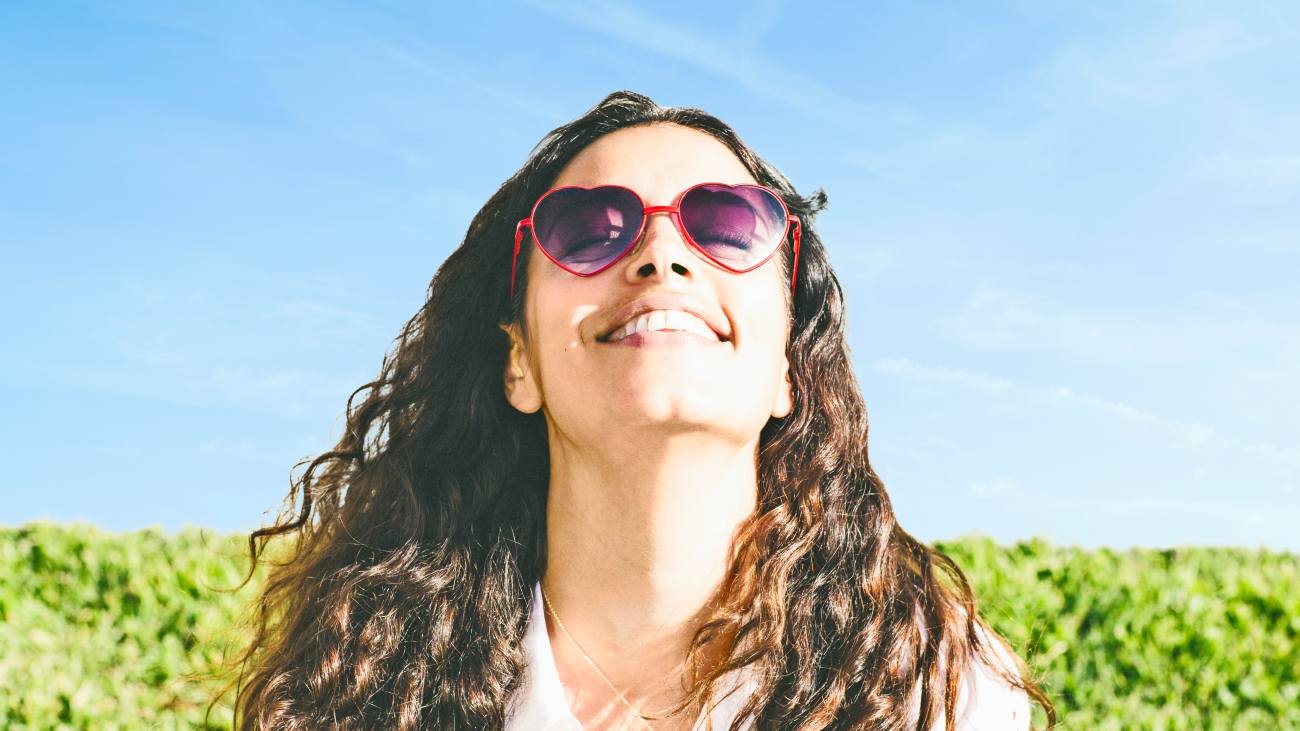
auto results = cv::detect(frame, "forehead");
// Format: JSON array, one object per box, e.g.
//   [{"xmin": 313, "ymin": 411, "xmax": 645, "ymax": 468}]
[{"xmin": 551, "ymin": 123, "xmax": 758, "ymax": 204}]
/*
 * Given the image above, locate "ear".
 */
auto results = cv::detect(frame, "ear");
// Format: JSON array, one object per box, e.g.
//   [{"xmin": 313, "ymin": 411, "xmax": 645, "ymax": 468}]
[
  {"xmin": 500, "ymin": 322, "xmax": 543, "ymax": 414},
  {"xmin": 771, "ymin": 355, "xmax": 794, "ymax": 419}
]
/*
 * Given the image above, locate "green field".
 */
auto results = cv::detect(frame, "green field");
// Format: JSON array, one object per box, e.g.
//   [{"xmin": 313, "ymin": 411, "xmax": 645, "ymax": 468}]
[{"xmin": 1, "ymin": 522, "xmax": 1296, "ymax": 730}]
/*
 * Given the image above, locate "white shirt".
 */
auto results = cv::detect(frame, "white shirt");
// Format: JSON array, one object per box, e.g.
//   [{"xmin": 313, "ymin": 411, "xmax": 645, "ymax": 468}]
[{"xmin": 505, "ymin": 580, "xmax": 1031, "ymax": 730}]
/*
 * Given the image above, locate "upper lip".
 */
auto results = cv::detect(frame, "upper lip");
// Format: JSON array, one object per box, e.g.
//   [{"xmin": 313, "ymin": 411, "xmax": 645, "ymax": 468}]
[{"xmin": 596, "ymin": 294, "xmax": 731, "ymax": 342}]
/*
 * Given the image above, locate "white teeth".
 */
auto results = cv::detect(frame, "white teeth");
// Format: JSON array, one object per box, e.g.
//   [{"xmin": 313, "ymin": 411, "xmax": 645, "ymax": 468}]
[{"xmin": 608, "ymin": 309, "xmax": 718, "ymax": 342}]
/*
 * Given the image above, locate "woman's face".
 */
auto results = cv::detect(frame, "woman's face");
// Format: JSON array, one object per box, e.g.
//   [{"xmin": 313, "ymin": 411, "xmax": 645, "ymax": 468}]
[{"xmin": 502, "ymin": 123, "xmax": 793, "ymax": 449}]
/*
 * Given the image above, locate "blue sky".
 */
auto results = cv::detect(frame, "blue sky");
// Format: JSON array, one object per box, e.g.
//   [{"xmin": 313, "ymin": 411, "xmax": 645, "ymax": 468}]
[{"xmin": 2, "ymin": 1, "xmax": 1297, "ymax": 551}]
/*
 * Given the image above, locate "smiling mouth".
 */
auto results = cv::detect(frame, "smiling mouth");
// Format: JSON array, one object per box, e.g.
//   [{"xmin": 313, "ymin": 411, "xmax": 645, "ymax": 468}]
[
  {"xmin": 597, "ymin": 311, "xmax": 729, "ymax": 343},
  {"xmin": 599, "ymin": 330, "xmax": 725, "ymax": 347},
  {"xmin": 597, "ymin": 329, "xmax": 726, "ymax": 344},
  {"xmin": 595, "ymin": 327, "xmax": 728, "ymax": 343}
]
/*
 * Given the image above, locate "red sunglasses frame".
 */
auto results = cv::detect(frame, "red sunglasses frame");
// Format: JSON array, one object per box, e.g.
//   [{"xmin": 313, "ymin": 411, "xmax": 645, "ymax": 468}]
[{"xmin": 511, "ymin": 181, "xmax": 801, "ymax": 299}]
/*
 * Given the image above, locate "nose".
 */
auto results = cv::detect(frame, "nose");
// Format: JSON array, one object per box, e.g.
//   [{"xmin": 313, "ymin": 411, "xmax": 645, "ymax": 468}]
[{"xmin": 621, "ymin": 207, "xmax": 695, "ymax": 286}]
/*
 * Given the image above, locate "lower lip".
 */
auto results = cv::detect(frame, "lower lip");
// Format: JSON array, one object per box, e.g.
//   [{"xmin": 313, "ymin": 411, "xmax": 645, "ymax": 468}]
[{"xmin": 602, "ymin": 330, "xmax": 726, "ymax": 347}]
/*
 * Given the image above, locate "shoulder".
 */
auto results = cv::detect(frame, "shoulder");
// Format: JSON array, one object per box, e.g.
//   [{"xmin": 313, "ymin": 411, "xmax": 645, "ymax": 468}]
[
  {"xmin": 951, "ymin": 623, "xmax": 1031, "ymax": 731},
  {"xmin": 907, "ymin": 620, "xmax": 1032, "ymax": 731}
]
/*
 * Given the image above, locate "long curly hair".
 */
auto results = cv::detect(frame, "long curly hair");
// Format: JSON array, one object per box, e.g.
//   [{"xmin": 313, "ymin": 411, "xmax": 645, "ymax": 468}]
[{"xmin": 207, "ymin": 90, "xmax": 1057, "ymax": 730}]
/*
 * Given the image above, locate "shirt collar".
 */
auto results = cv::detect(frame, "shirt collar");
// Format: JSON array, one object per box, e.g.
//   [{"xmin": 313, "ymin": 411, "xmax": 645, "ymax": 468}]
[
  {"xmin": 506, "ymin": 580, "xmax": 759, "ymax": 731},
  {"xmin": 506, "ymin": 580, "xmax": 583, "ymax": 730},
  {"xmin": 506, "ymin": 582, "xmax": 1029, "ymax": 731}
]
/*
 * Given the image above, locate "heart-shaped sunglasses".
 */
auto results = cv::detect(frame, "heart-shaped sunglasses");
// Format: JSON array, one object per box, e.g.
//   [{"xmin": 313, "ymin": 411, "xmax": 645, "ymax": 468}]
[{"xmin": 511, "ymin": 182, "xmax": 801, "ymax": 298}]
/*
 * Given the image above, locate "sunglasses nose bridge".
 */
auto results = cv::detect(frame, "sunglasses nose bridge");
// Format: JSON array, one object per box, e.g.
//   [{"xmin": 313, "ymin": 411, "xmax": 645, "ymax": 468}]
[
  {"xmin": 625, "ymin": 204, "xmax": 693, "ymax": 261},
  {"xmin": 638, "ymin": 204, "xmax": 680, "ymax": 236}
]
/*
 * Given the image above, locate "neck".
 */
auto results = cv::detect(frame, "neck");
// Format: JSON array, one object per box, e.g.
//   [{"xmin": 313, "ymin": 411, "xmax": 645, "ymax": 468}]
[{"xmin": 541, "ymin": 428, "xmax": 758, "ymax": 713}]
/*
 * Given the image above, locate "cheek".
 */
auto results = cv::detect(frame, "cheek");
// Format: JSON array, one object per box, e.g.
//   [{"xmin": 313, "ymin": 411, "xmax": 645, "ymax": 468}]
[
  {"xmin": 751, "ymin": 251, "xmax": 792, "ymax": 314},
  {"xmin": 730, "ymin": 310, "xmax": 790, "ymax": 396},
  {"xmin": 751, "ymin": 307, "xmax": 791, "ymax": 363},
  {"xmin": 739, "ymin": 264, "xmax": 792, "ymax": 347},
  {"xmin": 525, "ymin": 285, "xmax": 597, "ymax": 373}
]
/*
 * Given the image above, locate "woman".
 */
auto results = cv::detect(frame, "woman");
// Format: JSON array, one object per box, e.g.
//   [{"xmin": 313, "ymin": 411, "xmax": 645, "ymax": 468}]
[{"xmin": 214, "ymin": 91, "xmax": 1057, "ymax": 730}]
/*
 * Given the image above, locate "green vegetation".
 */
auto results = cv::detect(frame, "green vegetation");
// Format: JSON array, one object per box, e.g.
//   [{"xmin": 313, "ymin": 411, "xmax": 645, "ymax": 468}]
[
  {"xmin": 934, "ymin": 537, "xmax": 1300, "ymax": 730},
  {"xmin": 1, "ymin": 522, "xmax": 1295, "ymax": 729},
  {"xmin": 0, "ymin": 523, "xmax": 264, "ymax": 730}
]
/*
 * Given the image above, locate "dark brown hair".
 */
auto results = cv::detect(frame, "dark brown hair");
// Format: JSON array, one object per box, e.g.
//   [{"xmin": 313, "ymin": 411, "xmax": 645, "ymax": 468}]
[{"xmin": 208, "ymin": 90, "xmax": 1057, "ymax": 730}]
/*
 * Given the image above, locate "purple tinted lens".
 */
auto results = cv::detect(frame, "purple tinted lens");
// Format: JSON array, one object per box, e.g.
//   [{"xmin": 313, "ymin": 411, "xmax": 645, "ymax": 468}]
[
  {"xmin": 679, "ymin": 185, "xmax": 787, "ymax": 269},
  {"xmin": 533, "ymin": 186, "xmax": 643, "ymax": 274}
]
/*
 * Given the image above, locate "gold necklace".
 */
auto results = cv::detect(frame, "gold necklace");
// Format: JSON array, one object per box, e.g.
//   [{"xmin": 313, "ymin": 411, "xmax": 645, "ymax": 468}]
[{"xmin": 540, "ymin": 582, "xmax": 684, "ymax": 730}]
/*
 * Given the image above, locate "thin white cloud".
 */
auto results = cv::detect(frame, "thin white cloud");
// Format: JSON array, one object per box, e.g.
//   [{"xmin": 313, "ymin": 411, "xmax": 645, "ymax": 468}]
[
  {"xmin": 199, "ymin": 438, "xmax": 292, "ymax": 466},
  {"xmin": 204, "ymin": 366, "xmax": 357, "ymax": 420},
  {"xmin": 940, "ymin": 285, "xmax": 1300, "ymax": 368},
  {"xmin": 844, "ymin": 120, "xmax": 1063, "ymax": 188},
  {"xmin": 873, "ymin": 356, "xmax": 1013, "ymax": 393},
  {"xmin": 1044, "ymin": 386, "xmax": 1220, "ymax": 450},
  {"xmin": 1025, "ymin": 492, "xmax": 1274, "ymax": 527},
  {"xmin": 939, "ymin": 287, "xmax": 1053, "ymax": 352},
  {"xmin": 872, "ymin": 355, "xmax": 1298, "ymax": 470},
  {"xmin": 1241, "ymin": 443, "xmax": 1300, "ymax": 467},
  {"xmin": 1038, "ymin": 5, "xmax": 1277, "ymax": 109},
  {"xmin": 970, "ymin": 477, "xmax": 1017, "ymax": 499},
  {"xmin": 374, "ymin": 42, "xmax": 568, "ymax": 123},
  {"xmin": 1193, "ymin": 152, "xmax": 1300, "ymax": 192},
  {"xmin": 521, "ymin": 0, "xmax": 909, "ymax": 127},
  {"xmin": 12, "ymin": 267, "xmax": 391, "ymax": 421}
]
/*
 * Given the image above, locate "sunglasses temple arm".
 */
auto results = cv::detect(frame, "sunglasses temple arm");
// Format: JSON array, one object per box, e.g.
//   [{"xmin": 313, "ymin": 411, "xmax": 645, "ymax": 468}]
[
  {"xmin": 511, "ymin": 220, "xmax": 529, "ymax": 298},
  {"xmin": 789, "ymin": 216, "xmax": 802, "ymax": 299}
]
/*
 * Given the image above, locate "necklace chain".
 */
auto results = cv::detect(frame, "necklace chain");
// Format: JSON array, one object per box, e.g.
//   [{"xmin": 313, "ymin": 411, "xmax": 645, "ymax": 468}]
[{"xmin": 540, "ymin": 582, "xmax": 683, "ymax": 730}]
